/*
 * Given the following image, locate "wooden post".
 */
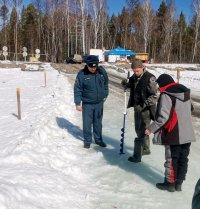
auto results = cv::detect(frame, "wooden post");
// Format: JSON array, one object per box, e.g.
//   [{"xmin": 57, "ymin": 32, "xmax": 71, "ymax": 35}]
[
  {"xmin": 44, "ymin": 71, "xmax": 47, "ymax": 87},
  {"xmin": 16, "ymin": 88, "xmax": 21, "ymax": 120},
  {"xmin": 177, "ymin": 68, "xmax": 180, "ymax": 83}
]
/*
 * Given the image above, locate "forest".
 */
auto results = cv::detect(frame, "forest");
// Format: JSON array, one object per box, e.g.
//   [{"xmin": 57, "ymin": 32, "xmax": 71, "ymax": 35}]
[{"xmin": 0, "ymin": 0, "xmax": 200, "ymax": 63}]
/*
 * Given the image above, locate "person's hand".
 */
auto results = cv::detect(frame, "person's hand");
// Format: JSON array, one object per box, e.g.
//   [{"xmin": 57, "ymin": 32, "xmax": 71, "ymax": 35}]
[
  {"xmin": 121, "ymin": 79, "xmax": 127, "ymax": 87},
  {"xmin": 76, "ymin": 105, "xmax": 82, "ymax": 111},
  {"xmin": 145, "ymin": 128, "xmax": 151, "ymax": 136},
  {"xmin": 134, "ymin": 105, "xmax": 143, "ymax": 112}
]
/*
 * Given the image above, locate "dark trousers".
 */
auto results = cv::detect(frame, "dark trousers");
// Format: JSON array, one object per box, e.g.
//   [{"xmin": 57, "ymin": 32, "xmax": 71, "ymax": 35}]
[
  {"xmin": 165, "ymin": 143, "xmax": 191, "ymax": 183},
  {"xmin": 134, "ymin": 109, "xmax": 151, "ymax": 139},
  {"xmin": 133, "ymin": 109, "xmax": 151, "ymax": 159},
  {"xmin": 82, "ymin": 102, "xmax": 104, "ymax": 145}
]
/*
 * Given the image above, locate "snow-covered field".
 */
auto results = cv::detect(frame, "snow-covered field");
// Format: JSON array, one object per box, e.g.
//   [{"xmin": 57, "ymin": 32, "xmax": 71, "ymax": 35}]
[{"xmin": 0, "ymin": 62, "xmax": 199, "ymax": 209}]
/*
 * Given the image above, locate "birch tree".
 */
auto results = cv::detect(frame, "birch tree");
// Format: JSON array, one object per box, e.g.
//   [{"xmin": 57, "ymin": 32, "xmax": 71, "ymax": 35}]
[
  {"xmin": 65, "ymin": 0, "xmax": 70, "ymax": 56},
  {"xmin": 12, "ymin": 0, "xmax": 23, "ymax": 61},
  {"xmin": 126, "ymin": 0, "xmax": 140, "ymax": 9},
  {"xmin": 192, "ymin": 0, "xmax": 200, "ymax": 62},
  {"xmin": 44, "ymin": 0, "xmax": 66, "ymax": 62},
  {"xmin": 90, "ymin": 0, "xmax": 106, "ymax": 49},
  {"xmin": 79, "ymin": 0, "xmax": 86, "ymax": 54},
  {"xmin": 138, "ymin": 0, "xmax": 153, "ymax": 53},
  {"xmin": 161, "ymin": 0, "xmax": 175, "ymax": 62}
]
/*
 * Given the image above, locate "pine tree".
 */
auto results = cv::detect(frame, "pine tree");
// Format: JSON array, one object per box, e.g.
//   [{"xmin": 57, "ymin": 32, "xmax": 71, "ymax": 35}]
[
  {"xmin": 21, "ymin": 4, "xmax": 39, "ymax": 55},
  {"xmin": 9, "ymin": 7, "xmax": 17, "ymax": 59},
  {"xmin": 0, "ymin": 1, "xmax": 9, "ymax": 46},
  {"xmin": 177, "ymin": 12, "xmax": 187, "ymax": 62},
  {"xmin": 154, "ymin": 0, "xmax": 168, "ymax": 61}
]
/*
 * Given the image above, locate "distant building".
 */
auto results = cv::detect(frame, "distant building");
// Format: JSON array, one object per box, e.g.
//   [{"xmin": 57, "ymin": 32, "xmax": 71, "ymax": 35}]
[
  {"xmin": 135, "ymin": 53, "xmax": 149, "ymax": 63},
  {"xmin": 89, "ymin": 49, "xmax": 105, "ymax": 62}
]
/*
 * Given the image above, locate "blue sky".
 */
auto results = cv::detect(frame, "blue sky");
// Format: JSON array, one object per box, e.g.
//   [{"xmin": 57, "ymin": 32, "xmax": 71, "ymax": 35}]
[
  {"xmin": 107, "ymin": 0, "xmax": 192, "ymax": 22},
  {"xmin": 23, "ymin": 0, "xmax": 192, "ymax": 22}
]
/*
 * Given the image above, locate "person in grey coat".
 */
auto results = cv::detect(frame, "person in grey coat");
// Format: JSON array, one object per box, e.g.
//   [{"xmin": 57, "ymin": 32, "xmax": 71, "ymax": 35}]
[
  {"xmin": 74, "ymin": 55, "xmax": 109, "ymax": 149},
  {"xmin": 121, "ymin": 59, "xmax": 157, "ymax": 163},
  {"xmin": 192, "ymin": 179, "xmax": 200, "ymax": 209},
  {"xmin": 145, "ymin": 74, "xmax": 196, "ymax": 192}
]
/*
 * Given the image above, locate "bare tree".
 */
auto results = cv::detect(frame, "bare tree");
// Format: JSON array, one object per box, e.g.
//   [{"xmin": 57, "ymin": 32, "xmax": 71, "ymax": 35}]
[
  {"xmin": 44, "ymin": 0, "xmax": 66, "ymax": 62},
  {"xmin": 33, "ymin": 0, "xmax": 46, "ymax": 50},
  {"xmin": 79, "ymin": 0, "xmax": 86, "ymax": 54},
  {"xmin": 106, "ymin": 14, "xmax": 120, "ymax": 49},
  {"xmin": 89, "ymin": 0, "xmax": 106, "ymax": 49},
  {"xmin": 11, "ymin": 0, "xmax": 23, "ymax": 61},
  {"xmin": 65, "ymin": 0, "xmax": 70, "ymax": 57},
  {"xmin": 138, "ymin": 0, "xmax": 153, "ymax": 53},
  {"xmin": 161, "ymin": 0, "xmax": 176, "ymax": 62},
  {"xmin": 126, "ymin": 0, "xmax": 140, "ymax": 9},
  {"xmin": 100, "ymin": 9, "xmax": 107, "ymax": 49},
  {"xmin": 192, "ymin": 0, "xmax": 200, "ymax": 62}
]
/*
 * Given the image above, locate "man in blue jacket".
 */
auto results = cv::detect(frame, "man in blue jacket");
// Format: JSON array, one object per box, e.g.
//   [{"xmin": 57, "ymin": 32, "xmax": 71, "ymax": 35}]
[{"xmin": 74, "ymin": 55, "xmax": 109, "ymax": 149}]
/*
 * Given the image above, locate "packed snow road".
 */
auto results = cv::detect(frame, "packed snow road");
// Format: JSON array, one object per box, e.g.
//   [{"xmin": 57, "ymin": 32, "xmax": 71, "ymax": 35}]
[
  {"xmin": 64, "ymin": 66, "xmax": 200, "ymax": 209},
  {"xmin": 0, "ymin": 62, "xmax": 199, "ymax": 209}
]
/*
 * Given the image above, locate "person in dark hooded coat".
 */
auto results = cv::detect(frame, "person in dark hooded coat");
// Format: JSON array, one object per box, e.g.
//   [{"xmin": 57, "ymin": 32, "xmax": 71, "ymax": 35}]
[
  {"xmin": 145, "ymin": 74, "xmax": 196, "ymax": 192},
  {"xmin": 192, "ymin": 179, "xmax": 200, "ymax": 209}
]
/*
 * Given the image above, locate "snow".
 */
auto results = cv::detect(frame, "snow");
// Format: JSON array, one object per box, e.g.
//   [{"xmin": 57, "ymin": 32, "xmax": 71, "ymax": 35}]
[{"xmin": 0, "ymin": 62, "xmax": 199, "ymax": 209}]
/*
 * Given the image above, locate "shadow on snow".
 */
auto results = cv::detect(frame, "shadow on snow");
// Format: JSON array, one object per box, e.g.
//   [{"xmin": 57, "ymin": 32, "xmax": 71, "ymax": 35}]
[
  {"xmin": 56, "ymin": 116, "xmax": 163, "ymax": 186},
  {"xmin": 95, "ymin": 135, "xmax": 164, "ymax": 186},
  {"xmin": 56, "ymin": 117, "xmax": 84, "ymax": 141}
]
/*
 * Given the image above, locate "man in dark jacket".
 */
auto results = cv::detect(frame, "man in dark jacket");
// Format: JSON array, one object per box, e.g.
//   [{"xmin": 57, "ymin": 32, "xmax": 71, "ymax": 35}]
[
  {"xmin": 74, "ymin": 55, "xmax": 109, "ymax": 149},
  {"xmin": 192, "ymin": 179, "xmax": 200, "ymax": 209},
  {"xmin": 145, "ymin": 74, "xmax": 196, "ymax": 192},
  {"xmin": 121, "ymin": 59, "xmax": 157, "ymax": 163}
]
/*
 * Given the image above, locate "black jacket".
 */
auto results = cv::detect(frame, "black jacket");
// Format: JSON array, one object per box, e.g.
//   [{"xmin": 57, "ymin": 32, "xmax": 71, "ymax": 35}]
[{"xmin": 127, "ymin": 70, "xmax": 157, "ymax": 109}]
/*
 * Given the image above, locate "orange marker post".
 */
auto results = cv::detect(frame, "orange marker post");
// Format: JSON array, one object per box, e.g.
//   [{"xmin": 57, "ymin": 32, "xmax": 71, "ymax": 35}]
[{"xmin": 16, "ymin": 88, "xmax": 21, "ymax": 120}]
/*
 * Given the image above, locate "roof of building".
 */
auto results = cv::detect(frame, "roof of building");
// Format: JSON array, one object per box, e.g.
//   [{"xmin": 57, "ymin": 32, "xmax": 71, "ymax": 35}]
[{"xmin": 108, "ymin": 47, "xmax": 136, "ymax": 55}]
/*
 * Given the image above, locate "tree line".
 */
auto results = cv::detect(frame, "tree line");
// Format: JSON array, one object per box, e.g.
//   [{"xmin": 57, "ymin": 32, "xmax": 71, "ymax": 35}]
[{"xmin": 0, "ymin": 0, "xmax": 200, "ymax": 63}]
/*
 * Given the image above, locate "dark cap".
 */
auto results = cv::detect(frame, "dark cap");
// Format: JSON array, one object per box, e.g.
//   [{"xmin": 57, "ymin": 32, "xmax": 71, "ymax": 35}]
[
  {"xmin": 86, "ymin": 55, "xmax": 99, "ymax": 67},
  {"xmin": 156, "ymin": 74, "xmax": 175, "ymax": 87},
  {"xmin": 131, "ymin": 59, "xmax": 144, "ymax": 69}
]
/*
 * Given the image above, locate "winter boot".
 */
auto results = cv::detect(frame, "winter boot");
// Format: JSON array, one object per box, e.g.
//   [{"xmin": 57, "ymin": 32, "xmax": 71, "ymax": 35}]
[
  {"xmin": 143, "ymin": 137, "xmax": 151, "ymax": 155},
  {"xmin": 128, "ymin": 138, "xmax": 143, "ymax": 163},
  {"xmin": 84, "ymin": 143, "xmax": 90, "ymax": 149},
  {"xmin": 95, "ymin": 140, "xmax": 107, "ymax": 147},
  {"xmin": 175, "ymin": 180, "xmax": 183, "ymax": 191},
  {"xmin": 128, "ymin": 156, "xmax": 141, "ymax": 163},
  {"xmin": 156, "ymin": 180, "xmax": 175, "ymax": 192}
]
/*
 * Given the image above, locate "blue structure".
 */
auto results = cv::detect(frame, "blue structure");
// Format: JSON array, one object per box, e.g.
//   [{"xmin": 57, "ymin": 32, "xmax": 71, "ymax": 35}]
[
  {"xmin": 108, "ymin": 47, "xmax": 136, "ymax": 56},
  {"xmin": 106, "ymin": 47, "xmax": 136, "ymax": 62}
]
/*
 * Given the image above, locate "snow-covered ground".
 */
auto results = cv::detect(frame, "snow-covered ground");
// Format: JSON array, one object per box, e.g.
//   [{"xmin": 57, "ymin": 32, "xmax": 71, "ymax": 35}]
[{"xmin": 0, "ymin": 62, "xmax": 199, "ymax": 209}]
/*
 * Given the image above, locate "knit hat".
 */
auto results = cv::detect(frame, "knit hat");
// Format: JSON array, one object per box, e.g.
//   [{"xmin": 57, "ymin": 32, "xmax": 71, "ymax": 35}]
[
  {"xmin": 131, "ymin": 59, "xmax": 144, "ymax": 69},
  {"xmin": 156, "ymin": 74, "xmax": 175, "ymax": 87},
  {"xmin": 86, "ymin": 55, "xmax": 99, "ymax": 67}
]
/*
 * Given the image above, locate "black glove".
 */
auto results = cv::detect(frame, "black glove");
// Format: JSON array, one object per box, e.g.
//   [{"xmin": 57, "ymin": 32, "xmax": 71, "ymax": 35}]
[{"xmin": 121, "ymin": 79, "xmax": 128, "ymax": 87}]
